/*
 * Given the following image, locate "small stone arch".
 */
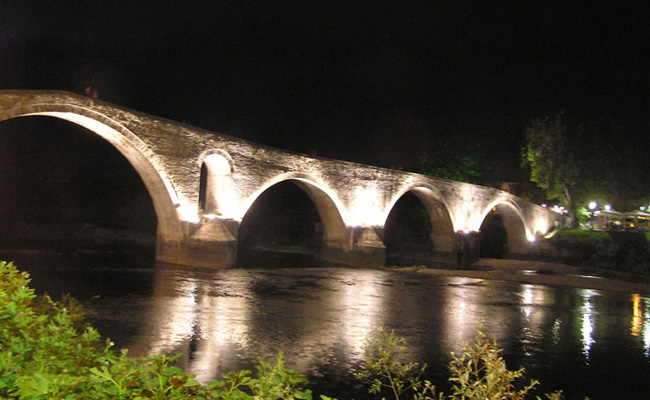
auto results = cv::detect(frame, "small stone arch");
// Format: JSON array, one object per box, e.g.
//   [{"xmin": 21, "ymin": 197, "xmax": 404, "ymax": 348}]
[
  {"xmin": 0, "ymin": 104, "xmax": 184, "ymax": 247},
  {"xmin": 240, "ymin": 173, "xmax": 349, "ymax": 251},
  {"xmin": 479, "ymin": 199, "xmax": 531, "ymax": 256},
  {"xmin": 384, "ymin": 183, "xmax": 456, "ymax": 253},
  {"xmin": 197, "ymin": 150, "xmax": 234, "ymax": 216}
]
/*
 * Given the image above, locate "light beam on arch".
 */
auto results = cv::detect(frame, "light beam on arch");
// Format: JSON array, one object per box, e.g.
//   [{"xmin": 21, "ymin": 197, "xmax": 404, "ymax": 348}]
[
  {"xmin": 384, "ymin": 183, "xmax": 456, "ymax": 252},
  {"xmin": 0, "ymin": 107, "xmax": 185, "ymax": 244},
  {"xmin": 198, "ymin": 150, "xmax": 235, "ymax": 217},
  {"xmin": 238, "ymin": 173, "xmax": 349, "ymax": 249},
  {"xmin": 479, "ymin": 199, "xmax": 533, "ymax": 255}
]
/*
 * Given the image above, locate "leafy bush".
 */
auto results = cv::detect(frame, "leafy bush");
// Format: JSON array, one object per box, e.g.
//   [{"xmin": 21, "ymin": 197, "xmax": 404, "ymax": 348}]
[
  {"xmin": 548, "ymin": 230, "xmax": 612, "ymax": 265},
  {"xmin": 2, "ymin": 261, "xmax": 577, "ymax": 400},
  {"xmin": 357, "ymin": 324, "xmax": 568, "ymax": 400},
  {"xmin": 0, "ymin": 261, "xmax": 314, "ymax": 400},
  {"xmin": 355, "ymin": 324, "xmax": 438, "ymax": 400},
  {"xmin": 548, "ymin": 230, "xmax": 650, "ymax": 275}
]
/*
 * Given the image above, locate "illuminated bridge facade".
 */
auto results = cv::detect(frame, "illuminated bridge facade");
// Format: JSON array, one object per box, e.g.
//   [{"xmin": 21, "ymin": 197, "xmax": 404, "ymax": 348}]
[{"xmin": 0, "ymin": 91, "xmax": 558, "ymax": 268}]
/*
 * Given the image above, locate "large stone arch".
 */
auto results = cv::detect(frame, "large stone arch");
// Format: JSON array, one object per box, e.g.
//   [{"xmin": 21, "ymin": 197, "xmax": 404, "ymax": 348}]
[
  {"xmin": 384, "ymin": 183, "xmax": 456, "ymax": 253},
  {"xmin": 238, "ymin": 173, "xmax": 349, "ymax": 250},
  {"xmin": 0, "ymin": 105, "xmax": 185, "ymax": 251},
  {"xmin": 479, "ymin": 199, "xmax": 532, "ymax": 255}
]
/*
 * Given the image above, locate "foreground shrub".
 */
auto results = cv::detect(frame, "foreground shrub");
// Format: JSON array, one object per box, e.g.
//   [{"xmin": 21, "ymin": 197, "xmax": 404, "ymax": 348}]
[
  {"xmin": 0, "ymin": 261, "xmax": 312, "ymax": 400},
  {"xmin": 2, "ymin": 261, "xmax": 576, "ymax": 400},
  {"xmin": 357, "ymin": 324, "xmax": 569, "ymax": 400}
]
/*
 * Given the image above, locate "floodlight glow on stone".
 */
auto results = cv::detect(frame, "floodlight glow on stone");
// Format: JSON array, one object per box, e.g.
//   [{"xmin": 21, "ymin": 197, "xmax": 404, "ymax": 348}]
[{"xmin": 348, "ymin": 185, "xmax": 384, "ymax": 227}]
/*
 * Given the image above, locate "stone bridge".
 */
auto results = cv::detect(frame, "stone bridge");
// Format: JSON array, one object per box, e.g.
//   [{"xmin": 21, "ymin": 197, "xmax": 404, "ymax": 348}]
[{"xmin": 0, "ymin": 91, "xmax": 558, "ymax": 268}]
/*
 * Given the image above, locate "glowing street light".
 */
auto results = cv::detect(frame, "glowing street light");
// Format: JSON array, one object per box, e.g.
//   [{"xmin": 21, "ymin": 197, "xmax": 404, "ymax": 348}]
[{"xmin": 588, "ymin": 201, "xmax": 597, "ymax": 229}]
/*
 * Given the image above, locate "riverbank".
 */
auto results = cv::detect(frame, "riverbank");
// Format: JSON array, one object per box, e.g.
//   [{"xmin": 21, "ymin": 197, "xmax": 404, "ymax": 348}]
[{"xmin": 387, "ymin": 258, "xmax": 650, "ymax": 295}]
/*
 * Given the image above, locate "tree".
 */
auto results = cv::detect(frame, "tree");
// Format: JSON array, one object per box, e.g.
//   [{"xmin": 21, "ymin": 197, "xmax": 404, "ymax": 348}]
[
  {"xmin": 522, "ymin": 113, "xmax": 592, "ymax": 227},
  {"xmin": 419, "ymin": 136, "xmax": 484, "ymax": 184}
]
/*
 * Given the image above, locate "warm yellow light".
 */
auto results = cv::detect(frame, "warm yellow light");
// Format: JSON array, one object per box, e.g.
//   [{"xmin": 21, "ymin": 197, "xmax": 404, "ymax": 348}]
[
  {"xmin": 175, "ymin": 195, "xmax": 201, "ymax": 223},
  {"xmin": 237, "ymin": 174, "xmax": 346, "ymax": 224},
  {"xmin": 631, "ymin": 293, "xmax": 642, "ymax": 337},
  {"xmin": 348, "ymin": 185, "xmax": 382, "ymax": 226}
]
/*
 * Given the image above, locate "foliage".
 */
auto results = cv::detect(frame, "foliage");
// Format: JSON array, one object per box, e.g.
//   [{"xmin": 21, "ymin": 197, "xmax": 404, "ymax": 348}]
[
  {"xmin": 586, "ymin": 232, "xmax": 650, "ymax": 275},
  {"xmin": 548, "ymin": 230, "xmax": 614, "ymax": 265},
  {"xmin": 0, "ymin": 261, "xmax": 315, "ymax": 400},
  {"xmin": 2, "ymin": 261, "xmax": 582, "ymax": 400},
  {"xmin": 521, "ymin": 113, "xmax": 592, "ymax": 227},
  {"xmin": 447, "ymin": 330, "xmax": 541, "ymax": 400},
  {"xmin": 358, "ymin": 325, "xmax": 569, "ymax": 400},
  {"xmin": 547, "ymin": 230, "xmax": 650, "ymax": 275},
  {"xmin": 420, "ymin": 138, "xmax": 484, "ymax": 184},
  {"xmin": 355, "ymin": 324, "xmax": 440, "ymax": 400},
  {"xmin": 521, "ymin": 112, "xmax": 650, "ymax": 221}
]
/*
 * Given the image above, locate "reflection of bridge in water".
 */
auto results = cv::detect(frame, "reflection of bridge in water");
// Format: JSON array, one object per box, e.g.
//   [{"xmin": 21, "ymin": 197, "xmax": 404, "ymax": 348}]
[
  {"xmin": 125, "ymin": 267, "xmax": 650, "ymax": 390},
  {"xmin": 0, "ymin": 91, "xmax": 558, "ymax": 268}
]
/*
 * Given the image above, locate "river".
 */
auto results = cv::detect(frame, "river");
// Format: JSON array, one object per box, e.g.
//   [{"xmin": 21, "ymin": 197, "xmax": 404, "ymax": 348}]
[{"xmin": 8, "ymin": 253, "xmax": 650, "ymax": 400}]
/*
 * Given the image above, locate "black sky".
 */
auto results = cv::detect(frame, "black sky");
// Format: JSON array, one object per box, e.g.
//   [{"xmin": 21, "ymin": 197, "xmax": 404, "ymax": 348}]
[{"xmin": 2, "ymin": 0, "xmax": 649, "ymax": 180}]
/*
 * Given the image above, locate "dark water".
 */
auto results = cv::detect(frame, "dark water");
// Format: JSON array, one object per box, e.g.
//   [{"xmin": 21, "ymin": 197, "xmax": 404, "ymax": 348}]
[{"xmin": 7, "ymin": 253, "xmax": 650, "ymax": 400}]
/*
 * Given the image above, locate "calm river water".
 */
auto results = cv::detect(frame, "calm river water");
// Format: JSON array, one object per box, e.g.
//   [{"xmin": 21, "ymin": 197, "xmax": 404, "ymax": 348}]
[{"xmin": 9, "ymin": 254, "xmax": 650, "ymax": 400}]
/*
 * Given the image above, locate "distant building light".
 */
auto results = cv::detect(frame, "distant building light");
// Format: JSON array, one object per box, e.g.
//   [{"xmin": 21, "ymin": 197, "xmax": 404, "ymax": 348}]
[
  {"xmin": 589, "ymin": 201, "xmax": 597, "ymax": 210},
  {"xmin": 605, "ymin": 204, "xmax": 611, "ymax": 211}
]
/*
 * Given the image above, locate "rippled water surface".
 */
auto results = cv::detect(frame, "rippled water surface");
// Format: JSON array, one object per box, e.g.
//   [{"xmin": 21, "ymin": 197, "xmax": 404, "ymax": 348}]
[{"xmin": 13, "ymin": 255, "xmax": 650, "ymax": 400}]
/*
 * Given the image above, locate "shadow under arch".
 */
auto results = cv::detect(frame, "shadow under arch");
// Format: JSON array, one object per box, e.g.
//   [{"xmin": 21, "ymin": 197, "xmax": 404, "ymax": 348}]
[
  {"xmin": 0, "ymin": 105, "xmax": 184, "ymax": 246},
  {"xmin": 384, "ymin": 184, "xmax": 456, "ymax": 264},
  {"xmin": 479, "ymin": 200, "xmax": 531, "ymax": 256},
  {"xmin": 237, "ymin": 174, "xmax": 349, "ymax": 266}
]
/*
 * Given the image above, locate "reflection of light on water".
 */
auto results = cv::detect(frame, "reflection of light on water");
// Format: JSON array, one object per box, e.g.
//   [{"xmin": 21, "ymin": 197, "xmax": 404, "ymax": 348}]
[
  {"xmin": 552, "ymin": 319, "xmax": 561, "ymax": 345},
  {"xmin": 644, "ymin": 298, "xmax": 650, "ymax": 357},
  {"xmin": 518, "ymin": 284, "xmax": 549, "ymax": 357},
  {"xmin": 443, "ymin": 278, "xmax": 481, "ymax": 350},
  {"xmin": 631, "ymin": 294, "xmax": 642, "ymax": 337},
  {"xmin": 341, "ymin": 271, "xmax": 384, "ymax": 358},
  {"xmin": 582, "ymin": 312, "xmax": 594, "ymax": 360},
  {"xmin": 147, "ymin": 279, "xmax": 198, "ymax": 356},
  {"xmin": 521, "ymin": 285, "xmax": 534, "ymax": 320},
  {"xmin": 579, "ymin": 289, "xmax": 598, "ymax": 361},
  {"xmin": 191, "ymin": 294, "xmax": 250, "ymax": 383},
  {"xmin": 139, "ymin": 270, "xmax": 254, "ymax": 385}
]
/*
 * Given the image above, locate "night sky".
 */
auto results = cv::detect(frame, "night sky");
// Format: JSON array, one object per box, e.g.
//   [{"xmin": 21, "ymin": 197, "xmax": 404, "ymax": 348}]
[{"xmin": 2, "ymin": 1, "xmax": 649, "ymax": 180}]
